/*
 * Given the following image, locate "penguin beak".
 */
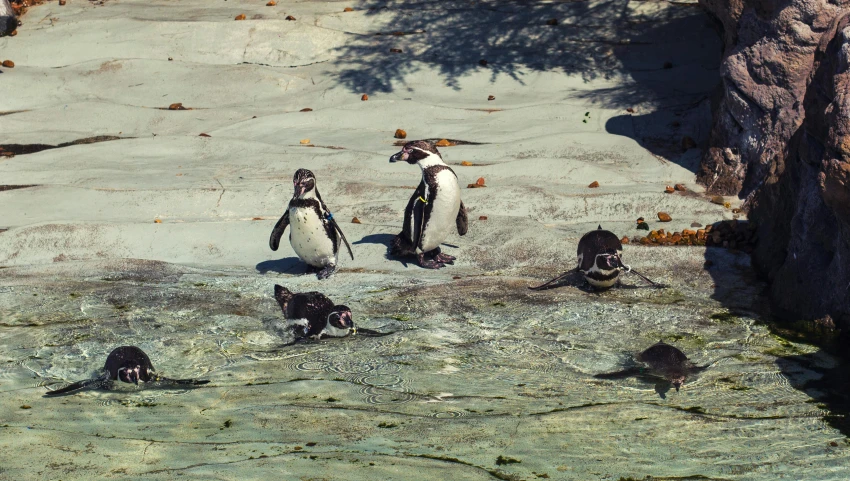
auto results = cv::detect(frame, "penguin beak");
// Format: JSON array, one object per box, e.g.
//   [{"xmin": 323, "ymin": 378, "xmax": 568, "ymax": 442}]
[
  {"xmin": 294, "ymin": 182, "xmax": 306, "ymax": 198},
  {"xmin": 341, "ymin": 311, "xmax": 354, "ymax": 330},
  {"xmin": 390, "ymin": 150, "xmax": 408, "ymax": 163}
]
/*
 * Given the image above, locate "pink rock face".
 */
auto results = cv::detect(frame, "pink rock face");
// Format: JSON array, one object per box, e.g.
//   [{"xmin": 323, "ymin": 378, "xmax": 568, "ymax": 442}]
[{"xmin": 699, "ymin": 0, "xmax": 850, "ymax": 326}]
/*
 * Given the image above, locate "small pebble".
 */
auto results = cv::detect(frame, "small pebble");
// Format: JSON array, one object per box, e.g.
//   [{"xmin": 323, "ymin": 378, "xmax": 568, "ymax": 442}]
[
  {"xmin": 168, "ymin": 103, "xmax": 186, "ymax": 110},
  {"xmin": 59, "ymin": 0, "xmax": 66, "ymax": 5},
  {"xmin": 235, "ymin": 14, "xmax": 246, "ymax": 20},
  {"xmin": 351, "ymin": 217, "xmax": 361, "ymax": 224},
  {"xmin": 488, "ymin": 95, "xmax": 495, "ymax": 101},
  {"xmin": 476, "ymin": 177, "xmax": 485, "ymax": 186},
  {"xmin": 637, "ymin": 221, "xmax": 649, "ymax": 231},
  {"xmin": 588, "ymin": 181, "xmax": 599, "ymax": 188},
  {"xmin": 344, "ymin": 7, "xmax": 354, "ymax": 12},
  {"xmin": 479, "ymin": 215, "xmax": 488, "ymax": 220},
  {"xmin": 389, "ymin": 48, "xmax": 403, "ymax": 53},
  {"xmin": 665, "ymin": 186, "xmax": 674, "ymax": 193},
  {"xmin": 691, "ymin": 222, "xmax": 702, "ymax": 228},
  {"xmin": 621, "ymin": 236, "xmax": 629, "ymax": 244},
  {"xmin": 394, "ymin": 129, "xmax": 407, "ymax": 139},
  {"xmin": 300, "ymin": 108, "xmax": 313, "ymax": 112},
  {"xmin": 460, "ymin": 161, "xmax": 473, "ymax": 166},
  {"xmin": 252, "ymin": 217, "xmax": 263, "ymax": 221},
  {"xmin": 154, "ymin": 219, "xmax": 162, "ymax": 224},
  {"xmin": 286, "ymin": 15, "xmax": 296, "ymax": 21},
  {"xmin": 674, "ymin": 183, "xmax": 686, "ymax": 191},
  {"xmin": 306, "ymin": 442, "xmax": 318, "ymax": 446},
  {"xmin": 657, "ymin": 212, "xmax": 672, "ymax": 222},
  {"xmin": 626, "ymin": 107, "xmax": 635, "ymax": 113},
  {"xmin": 2, "ymin": 60, "xmax": 14, "ymax": 68},
  {"xmin": 300, "ymin": 139, "xmax": 311, "ymax": 144},
  {"xmin": 266, "ymin": 1, "xmax": 277, "ymax": 5},
  {"xmin": 198, "ymin": 133, "xmax": 211, "ymax": 137},
  {"xmin": 361, "ymin": 94, "xmax": 369, "ymax": 101},
  {"xmin": 20, "ymin": 405, "xmax": 31, "ymax": 409}
]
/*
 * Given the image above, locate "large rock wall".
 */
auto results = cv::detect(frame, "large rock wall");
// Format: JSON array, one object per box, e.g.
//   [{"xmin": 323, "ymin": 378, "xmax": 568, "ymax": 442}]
[{"xmin": 698, "ymin": 0, "xmax": 850, "ymax": 326}]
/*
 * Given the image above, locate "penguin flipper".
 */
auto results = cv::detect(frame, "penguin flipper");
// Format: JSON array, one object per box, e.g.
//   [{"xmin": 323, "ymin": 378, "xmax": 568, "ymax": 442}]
[
  {"xmin": 45, "ymin": 375, "xmax": 109, "ymax": 397},
  {"xmin": 528, "ymin": 268, "xmax": 578, "ymax": 291},
  {"xmin": 269, "ymin": 210, "xmax": 290, "ymax": 251},
  {"xmin": 328, "ymin": 217, "xmax": 354, "ymax": 261},
  {"xmin": 399, "ymin": 182, "xmax": 428, "ymax": 251},
  {"xmin": 456, "ymin": 200, "xmax": 468, "ymax": 236}
]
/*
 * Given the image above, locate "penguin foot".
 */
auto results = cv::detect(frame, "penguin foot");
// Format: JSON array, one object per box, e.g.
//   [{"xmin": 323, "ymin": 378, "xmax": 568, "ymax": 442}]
[
  {"xmin": 433, "ymin": 253, "xmax": 456, "ymax": 264},
  {"xmin": 317, "ymin": 265, "xmax": 337, "ymax": 279},
  {"xmin": 417, "ymin": 253, "xmax": 445, "ymax": 269}
]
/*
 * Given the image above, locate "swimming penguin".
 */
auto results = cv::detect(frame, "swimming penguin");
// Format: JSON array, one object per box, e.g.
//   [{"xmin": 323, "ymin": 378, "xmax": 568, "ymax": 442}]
[
  {"xmin": 269, "ymin": 169, "xmax": 354, "ymax": 279},
  {"xmin": 388, "ymin": 140, "xmax": 468, "ymax": 269},
  {"xmin": 45, "ymin": 346, "xmax": 209, "ymax": 396},
  {"xmin": 593, "ymin": 341, "xmax": 706, "ymax": 393},
  {"xmin": 274, "ymin": 284, "xmax": 355, "ymax": 339},
  {"xmin": 529, "ymin": 225, "xmax": 659, "ymax": 290},
  {"xmin": 636, "ymin": 341, "xmax": 696, "ymax": 391}
]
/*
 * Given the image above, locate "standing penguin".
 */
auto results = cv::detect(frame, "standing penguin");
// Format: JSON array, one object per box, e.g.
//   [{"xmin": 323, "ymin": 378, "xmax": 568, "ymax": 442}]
[
  {"xmin": 1, "ymin": 0, "xmax": 16, "ymax": 38},
  {"xmin": 269, "ymin": 169, "xmax": 354, "ymax": 279},
  {"xmin": 529, "ymin": 225, "xmax": 659, "ymax": 290},
  {"xmin": 389, "ymin": 140, "xmax": 468, "ymax": 269},
  {"xmin": 274, "ymin": 284, "xmax": 355, "ymax": 339},
  {"xmin": 45, "ymin": 346, "xmax": 209, "ymax": 396}
]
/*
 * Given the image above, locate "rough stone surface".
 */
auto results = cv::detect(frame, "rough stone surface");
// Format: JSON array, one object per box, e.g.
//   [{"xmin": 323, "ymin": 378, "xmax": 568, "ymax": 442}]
[{"xmin": 698, "ymin": 0, "xmax": 850, "ymax": 327}]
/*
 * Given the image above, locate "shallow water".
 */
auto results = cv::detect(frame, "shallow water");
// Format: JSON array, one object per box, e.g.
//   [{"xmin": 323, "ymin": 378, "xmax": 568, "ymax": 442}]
[{"xmin": 2, "ymin": 0, "xmax": 849, "ymax": 479}]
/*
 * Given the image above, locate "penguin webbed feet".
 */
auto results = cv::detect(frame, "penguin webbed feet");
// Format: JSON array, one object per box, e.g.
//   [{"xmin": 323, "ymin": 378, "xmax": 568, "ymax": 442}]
[
  {"xmin": 417, "ymin": 252, "xmax": 446, "ymax": 269},
  {"xmin": 430, "ymin": 247, "xmax": 456, "ymax": 265},
  {"xmin": 316, "ymin": 264, "xmax": 337, "ymax": 280}
]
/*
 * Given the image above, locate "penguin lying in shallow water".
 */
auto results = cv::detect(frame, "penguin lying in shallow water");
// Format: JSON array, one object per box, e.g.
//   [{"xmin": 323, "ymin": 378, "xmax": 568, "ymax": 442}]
[
  {"xmin": 269, "ymin": 169, "xmax": 354, "ymax": 279},
  {"xmin": 274, "ymin": 284, "xmax": 355, "ymax": 340},
  {"xmin": 594, "ymin": 341, "xmax": 708, "ymax": 394},
  {"xmin": 45, "ymin": 346, "xmax": 209, "ymax": 396},
  {"xmin": 529, "ymin": 225, "xmax": 660, "ymax": 291},
  {"xmin": 388, "ymin": 140, "xmax": 468, "ymax": 269}
]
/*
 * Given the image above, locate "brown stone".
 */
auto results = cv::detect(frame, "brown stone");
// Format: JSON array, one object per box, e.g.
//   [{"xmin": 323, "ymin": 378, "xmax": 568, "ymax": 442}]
[
  {"xmin": 674, "ymin": 183, "xmax": 686, "ymax": 191},
  {"xmin": 168, "ymin": 103, "xmax": 186, "ymax": 110},
  {"xmin": 267, "ymin": 1, "xmax": 277, "ymax": 5},
  {"xmin": 479, "ymin": 216, "xmax": 488, "ymax": 221},
  {"xmin": 682, "ymin": 229, "xmax": 696, "ymax": 236},
  {"xmin": 710, "ymin": 196, "xmax": 724, "ymax": 205},
  {"xmin": 460, "ymin": 161, "xmax": 473, "ymax": 166},
  {"xmin": 476, "ymin": 177, "xmax": 486, "ymax": 186},
  {"xmin": 394, "ymin": 129, "xmax": 407, "ymax": 139},
  {"xmin": 154, "ymin": 219, "xmax": 162, "ymax": 224},
  {"xmin": 621, "ymin": 236, "xmax": 629, "ymax": 245},
  {"xmin": 2, "ymin": 60, "xmax": 14, "ymax": 68},
  {"xmin": 361, "ymin": 94, "xmax": 368, "ymax": 101},
  {"xmin": 639, "ymin": 237, "xmax": 651, "ymax": 245},
  {"xmin": 344, "ymin": 7, "xmax": 354, "ymax": 12},
  {"xmin": 252, "ymin": 217, "xmax": 263, "ymax": 221},
  {"xmin": 300, "ymin": 139, "xmax": 310, "ymax": 144},
  {"xmin": 390, "ymin": 48, "xmax": 403, "ymax": 53},
  {"xmin": 286, "ymin": 15, "xmax": 296, "ymax": 21},
  {"xmin": 588, "ymin": 181, "xmax": 599, "ymax": 188},
  {"xmin": 691, "ymin": 222, "xmax": 702, "ymax": 228},
  {"xmin": 657, "ymin": 212, "xmax": 672, "ymax": 222},
  {"xmin": 671, "ymin": 233, "xmax": 683, "ymax": 243},
  {"xmin": 488, "ymin": 95, "xmax": 495, "ymax": 101},
  {"xmin": 300, "ymin": 108, "xmax": 313, "ymax": 112},
  {"xmin": 665, "ymin": 185, "xmax": 674, "ymax": 193},
  {"xmin": 351, "ymin": 217, "xmax": 361, "ymax": 224},
  {"xmin": 198, "ymin": 133, "xmax": 211, "ymax": 137},
  {"xmin": 235, "ymin": 14, "xmax": 246, "ymax": 20},
  {"xmin": 59, "ymin": 0, "xmax": 66, "ymax": 5},
  {"xmin": 626, "ymin": 108, "xmax": 635, "ymax": 113}
]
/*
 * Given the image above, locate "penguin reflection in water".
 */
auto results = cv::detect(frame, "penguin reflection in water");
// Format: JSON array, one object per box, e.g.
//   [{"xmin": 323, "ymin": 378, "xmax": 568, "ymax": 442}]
[
  {"xmin": 45, "ymin": 346, "xmax": 209, "ymax": 396},
  {"xmin": 595, "ymin": 341, "xmax": 708, "ymax": 396},
  {"xmin": 389, "ymin": 140, "xmax": 468, "ymax": 269},
  {"xmin": 529, "ymin": 225, "xmax": 660, "ymax": 291},
  {"xmin": 269, "ymin": 169, "xmax": 354, "ymax": 279}
]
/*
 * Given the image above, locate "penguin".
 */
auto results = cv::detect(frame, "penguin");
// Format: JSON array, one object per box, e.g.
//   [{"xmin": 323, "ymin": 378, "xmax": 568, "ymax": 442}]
[
  {"xmin": 636, "ymin": 341, "xmax": 694, "ymax": 392},
  {"xmin": 45, "ymin": 346, "xmax": 209, "ymax": 396},
  {"xmin": 274, "ymin": 284, "xmax": 355, "ymax": 339},
  {"xmin": 269, "ymin": 169, "xmax": 354, "ymax": 279},
  {"xmin": 593, "ymin": 341, "xmax": 706, "ymax": 393},
  {"xmin": 529, "ymin": 225, "xmax": 659, "ymax": 290},
  {"xmin": 0, "ymin": 0, "xmax": 16, "ymax": 38},
  {"xmin": 388, "ymin": 140, "xmax": 468, "ymax": 269}
]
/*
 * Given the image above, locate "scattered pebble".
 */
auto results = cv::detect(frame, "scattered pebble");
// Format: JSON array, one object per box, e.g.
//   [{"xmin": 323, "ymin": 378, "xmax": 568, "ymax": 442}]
[
  {"xmin": 300, "ymin": 108, "xmax": 313, "ymax": 112},
  {"xmin": 252, "ymin": 217, "xmax": 263, "ymax": 221},
  {"xmin": 20, "ymin": 405, "xmax": 31, "ymax": 409},
  {"xmin": 657, "ymin": 212, "xmax": 672, "ymax": 222},
  {"xmin": 2, "ymin": 60, "xmax": 14, "ymax": 68},
  {"xmin": 351, "ymin": 217, "xmax": 361, "ymax": 224},
  {"xmin": 665, "ymin": 186, "xmax": 674, "ymax": 193},
  {"xmin": 198, "ymin": 133, "xmax": 211, "ymax": 137},
  {"xmin": 294, "ymin": 446, "xmax": 302, "ymax": 451},
  {"xmin": 588, "ymin": 181, "xmax": 599, "ymax": 188},
  {"xmin": 546, "ymin": 18, "xmax": 558, "ymax": 26},
  {"xmin": 723, "ymin": 201, "xmax": 731, "ymax": 209},
  {"xmin": 394, "ymin": 129, "xmax": 407, "ymax": 139},
  {"xmin": 389, "ymin": 48, "xmax": 403, "ymax": 53},
  {"xmin": 479, "ymin": 59, "xmax": 488, "ymax": 66},
  {"xmin": 460, "ymin": 161, "xmax": 473, "ymax": 166},
  {"xmin": 710, "ymin": 196, "xmax": 724, "ymax": 205},
  {"xmin": 476, "ymin": 177, "xmax": 485, "ymax": 186},
  {"xmin": 691, "ymin": 222, "xmax": 702, "ymax": 227},
  {"xmin": 621, "ymin": 236, "xmax": 629, "ymax": 244},
  {"xmin": 435, "ymin": 139, "xmax": 453, "ymax": 147},
  {"xmin": 488, "ymin": 95, "xmax": 495, "ymax": 101},
  {"xmin": 168, "ymin": 57, "xmax": 173, "ymax": 61},
  {"xmin": 235, "ymin": 14, "xmax": 246, "ymax": 20},
  {"xmin": 344, "ymin": 7, "xmax": 354, "ymax": 12},
  {"xmin": 674, "ymin": 183, "xmax": 686, "ymax": 191},
  {"xmin": 266, "ymin": 1, "xmax": 277, "ymax": 5},
  {"xmin": 306, "ymin": 442, "xmax": 318, "ymax": 447},
  {"xmin": 626, "ymin": 107, "xmax": 635, "ymax": 113},
  {"xmin": 154, "ymin": 219, "xmax": 162, "ymax": 224},
  {"xmin": 831, "ymin": 441, "xmax": 839, "ymax": 447},
  {"xmin": 168, "ymin": 103, "xmax": 186, "ymax": 110},
  {"xmin": 732, "ymin": 208, "xmax": 742, "ymax": 214},
  {"xmin": 300, "ymin": 139, "xmax": 311, "ymax": 144},
  {"xmin": 286, "ymin": 15, "xmax": 296, "ymax": 21},
  {"xmin": 479, "ymin": 215, "xmax": 488, "ymax": 220},
  {"xmin": 453, "ymin": 276, "xmax": 461, "ymax": 280},
  {"xmin": 59, "ymin": 0, "xmax": 66, "ymax": 5},
  {"xmin": 682, "ymin": 136, "xmax": 696, "ymax": 150},
  {"xmin": 361, "ymin": 94, "xmax": 369, "ymax": 101}
]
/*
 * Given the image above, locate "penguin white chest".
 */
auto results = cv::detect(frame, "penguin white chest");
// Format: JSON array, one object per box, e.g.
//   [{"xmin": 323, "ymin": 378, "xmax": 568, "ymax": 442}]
[
  {"xmin": 420, "ymin": 170, "xmax": 461, "ymax": 252},
  {"xmin": 289, "ymin": 207, "xmax": 336, "ymax": 267}
]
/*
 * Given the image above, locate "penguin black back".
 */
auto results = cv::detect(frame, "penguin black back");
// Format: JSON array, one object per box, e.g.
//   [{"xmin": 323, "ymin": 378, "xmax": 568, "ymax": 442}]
[
  {"xmin": 637, "ymin": 341, "xmax": 690, "ymax": 391},
  {"xmin": 273, "ymin": 284, "xmax": 354, "ymax": 339},
  {"xmin": 577, "ymin": 226, "xmax": 623, "ymax": 272}
]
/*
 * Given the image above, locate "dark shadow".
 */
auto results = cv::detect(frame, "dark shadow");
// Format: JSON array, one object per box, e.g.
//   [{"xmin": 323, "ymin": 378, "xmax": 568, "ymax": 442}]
[
  {"xmin": 255, "ymin": 257, "xmax": 310, "ymax": 275},
  {"xmin": 0, "ymin": 135, "xmax": 126, "ymax": 156},
  {"xmin": 353, "ymin": 233, "xmax": 396, "ymax": 247},
  {"xmin": 777, "ymin": 352, "xmax": 850, "ymax": 436}
]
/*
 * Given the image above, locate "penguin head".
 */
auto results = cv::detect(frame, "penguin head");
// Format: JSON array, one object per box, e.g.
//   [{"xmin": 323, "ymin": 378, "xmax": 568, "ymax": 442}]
[
  {"xmin": 595, "ymin": 249, "xmax": 623, "ymax": 271},
  {"xmin": 118, "ymin": 364, "xmax": 152, "ymax": 385},
  {"xmin": 390, "ymin": 140, "xmax": 441, "ymax": 165},
  {"xmin": 292, "ymin": 169, "xmax": 316, "ymax": 198},
  {"xmin": 670, "ymin": 374, "xmax": 685, "ymax": 392},
  {"xmin": 328, "ymin": 305, "xmax": 355, "ymax": 332}
]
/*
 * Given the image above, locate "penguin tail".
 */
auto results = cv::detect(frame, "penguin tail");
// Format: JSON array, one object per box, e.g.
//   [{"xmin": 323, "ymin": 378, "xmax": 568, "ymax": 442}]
[
  {"xmin": 274, "ymin": 284, "xmax": 293, "ymax": 312},
  {"xmin": 597, "ymin": 224, "xmax": 602, "ymax": 230},
  {"xmin": 44, "ymin": 377, "xmax": 107, "ymax": 397}
]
